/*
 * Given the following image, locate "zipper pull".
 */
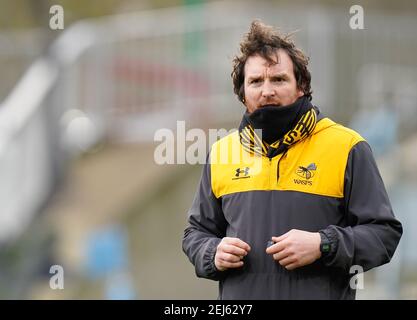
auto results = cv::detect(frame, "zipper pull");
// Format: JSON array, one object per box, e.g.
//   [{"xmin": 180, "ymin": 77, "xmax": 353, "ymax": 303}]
[{"xmin": 267, "ymin": 146, "xmax": 276, "ymax": 159}]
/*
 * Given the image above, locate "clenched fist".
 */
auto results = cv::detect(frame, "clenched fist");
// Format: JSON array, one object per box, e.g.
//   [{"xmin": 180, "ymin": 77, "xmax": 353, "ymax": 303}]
[
  {"xmin": 266, "ymin": 229, "xmax": 321, "ymax": 270},
  {"xmin": 214, "ymin": 237, "xmax": 251, "ymax": 271}
]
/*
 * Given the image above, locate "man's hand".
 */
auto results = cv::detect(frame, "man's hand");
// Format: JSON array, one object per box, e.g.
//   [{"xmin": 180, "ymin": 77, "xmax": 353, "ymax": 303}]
[
  {"xmin": 265, "ymin": 229, "xmax": 321, "ymax": 270},
  {"xmin": 215, "ymin": 237, "xmax": 251, "ymax": 271}
]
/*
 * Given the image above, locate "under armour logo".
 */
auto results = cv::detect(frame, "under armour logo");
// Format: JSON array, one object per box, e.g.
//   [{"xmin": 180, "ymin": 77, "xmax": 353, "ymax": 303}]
[{"xmin": 235, "ymin": 167, "xmax": 250, "ymax": 177}]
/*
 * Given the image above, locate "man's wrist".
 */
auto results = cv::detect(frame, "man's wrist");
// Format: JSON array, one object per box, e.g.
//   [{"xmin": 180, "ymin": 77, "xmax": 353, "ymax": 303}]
[{"xmin": 318, "ymin": 231, "xmax": 332, "ymax": 257}]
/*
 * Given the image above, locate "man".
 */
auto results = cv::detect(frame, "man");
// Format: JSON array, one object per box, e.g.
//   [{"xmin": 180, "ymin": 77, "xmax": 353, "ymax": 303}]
[{"xmin": 182, "ymin": 20, "xmax": 402, "ymax": 299}]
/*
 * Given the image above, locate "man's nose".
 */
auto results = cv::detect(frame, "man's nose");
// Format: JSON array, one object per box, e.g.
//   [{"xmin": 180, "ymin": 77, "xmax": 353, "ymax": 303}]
[{"xmin": 261, "ymin": 82, "xmax": 276, "ymax": 98}]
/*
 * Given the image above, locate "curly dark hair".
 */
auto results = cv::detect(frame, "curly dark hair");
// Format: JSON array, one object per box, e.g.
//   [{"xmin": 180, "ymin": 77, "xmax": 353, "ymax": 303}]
[{"xmin": 231, "ymin": 20, "xmax": 312, "ymax": 103}]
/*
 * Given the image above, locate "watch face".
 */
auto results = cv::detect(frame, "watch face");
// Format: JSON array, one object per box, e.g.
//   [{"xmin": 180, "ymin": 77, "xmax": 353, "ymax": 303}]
[{"xmin": 322, "ymin": 243, "xmax": 330, "ymax": 252}]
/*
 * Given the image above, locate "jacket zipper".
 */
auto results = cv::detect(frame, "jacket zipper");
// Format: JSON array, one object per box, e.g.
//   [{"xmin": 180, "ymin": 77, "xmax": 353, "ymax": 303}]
[
  {"xmin": 268, "ymin": 157, "xmax": 272, "ymax": 187},
  {"xmin": 267, "ymin": 146, "xmax": 287, "ymax": 185},
  {"xmin": 267, "ymin": 146, "xmax": 274, "ymax": 187},
  {"xmin": 276, "ymin": 149, "xmax": 288, "ymax": 183}
]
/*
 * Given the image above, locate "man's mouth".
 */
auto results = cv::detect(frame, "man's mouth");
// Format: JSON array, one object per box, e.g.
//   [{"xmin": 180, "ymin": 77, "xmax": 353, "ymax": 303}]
[{"xmin": 260, "ymin": 104, "xmax": 281, "ymax": 108}]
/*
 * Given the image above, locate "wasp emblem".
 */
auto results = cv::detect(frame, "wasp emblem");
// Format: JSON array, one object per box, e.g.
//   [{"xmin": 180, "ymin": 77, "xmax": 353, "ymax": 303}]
[{"xmin": 296, "ymin": 163, "xmax": 317, "ymax": 180}]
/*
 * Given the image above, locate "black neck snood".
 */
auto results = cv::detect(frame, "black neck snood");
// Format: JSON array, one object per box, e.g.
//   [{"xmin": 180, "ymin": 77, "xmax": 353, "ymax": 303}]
[{"xmin": 242, "ymin": 96, "xmax": 313, "ymax": 144}]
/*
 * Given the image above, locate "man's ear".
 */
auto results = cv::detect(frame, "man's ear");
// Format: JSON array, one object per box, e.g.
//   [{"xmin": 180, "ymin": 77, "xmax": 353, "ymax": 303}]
[
  {"xmin": 297, "ymin": 88, "xmax": 304, "ymax": 98},
  {"xmin": 240, "ymin": 86, "xmax": 246, "ymax": 105}
]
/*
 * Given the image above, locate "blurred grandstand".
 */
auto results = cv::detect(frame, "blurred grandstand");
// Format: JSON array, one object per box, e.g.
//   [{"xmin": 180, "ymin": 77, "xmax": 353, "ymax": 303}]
[{"xmin": 0, "ymin": 0, "xmax": 416, "ymax": 299}]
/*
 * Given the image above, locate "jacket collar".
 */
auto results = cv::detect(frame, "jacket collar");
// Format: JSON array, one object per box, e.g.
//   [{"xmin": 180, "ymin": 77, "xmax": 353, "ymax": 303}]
[{"xmin": 238, "ymin": 106, "xmax": 325, "ymax": 157}]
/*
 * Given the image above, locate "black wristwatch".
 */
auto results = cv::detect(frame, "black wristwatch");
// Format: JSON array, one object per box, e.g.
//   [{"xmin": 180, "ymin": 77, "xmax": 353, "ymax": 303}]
[{"xmin": 319, "ymin": 231, "xmax": 331, "ymax": 256}]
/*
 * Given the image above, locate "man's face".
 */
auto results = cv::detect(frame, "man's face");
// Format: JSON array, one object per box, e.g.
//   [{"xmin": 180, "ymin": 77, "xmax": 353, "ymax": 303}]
[{"xmin": 243, "ymin": 49, "xmax": 304, "ymax": 113}]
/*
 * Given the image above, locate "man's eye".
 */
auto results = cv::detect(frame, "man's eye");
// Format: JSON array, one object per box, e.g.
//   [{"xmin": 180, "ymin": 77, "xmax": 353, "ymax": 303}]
[
  {"xmin": 251, "ymin": 79, "xmax": 261, "ymax": 84},
  {"xmin": 273, "ymin": 78, "xmax": 284, "ymax": 82}
]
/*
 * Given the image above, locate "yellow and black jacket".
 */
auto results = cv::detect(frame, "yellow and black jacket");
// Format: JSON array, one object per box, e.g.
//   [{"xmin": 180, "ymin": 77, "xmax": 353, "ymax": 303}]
[{"xmin": 182, "ymin": 108, "xmax": 402, "ymax": 300}]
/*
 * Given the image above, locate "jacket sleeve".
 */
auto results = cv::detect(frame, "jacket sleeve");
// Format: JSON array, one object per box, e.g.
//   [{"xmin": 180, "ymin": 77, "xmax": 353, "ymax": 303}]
[
  {"xmin": 320, "ymin": 141, "xmax": 403, "ymax": 272},
  {"xmin": 182, "ymin": 153, "xmax": 229, "ymax": 280}
]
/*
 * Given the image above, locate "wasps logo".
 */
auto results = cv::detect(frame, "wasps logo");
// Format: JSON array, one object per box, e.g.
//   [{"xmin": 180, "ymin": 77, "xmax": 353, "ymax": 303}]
[{"xmin": 296, "ymin": 163, "xmax": 317, "ymax": 180}]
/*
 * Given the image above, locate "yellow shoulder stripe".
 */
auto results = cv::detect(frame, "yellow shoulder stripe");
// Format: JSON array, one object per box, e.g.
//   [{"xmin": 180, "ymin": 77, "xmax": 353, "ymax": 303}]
[{"xmin": 210, "ymin": 119, "xmax": 365, "ymax": 198}]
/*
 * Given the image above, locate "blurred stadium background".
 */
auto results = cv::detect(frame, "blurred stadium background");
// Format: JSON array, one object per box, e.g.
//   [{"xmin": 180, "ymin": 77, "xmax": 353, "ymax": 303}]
[{"xmin": 0, "ymin": 0, "xmax": 416, "ymax": 299}]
